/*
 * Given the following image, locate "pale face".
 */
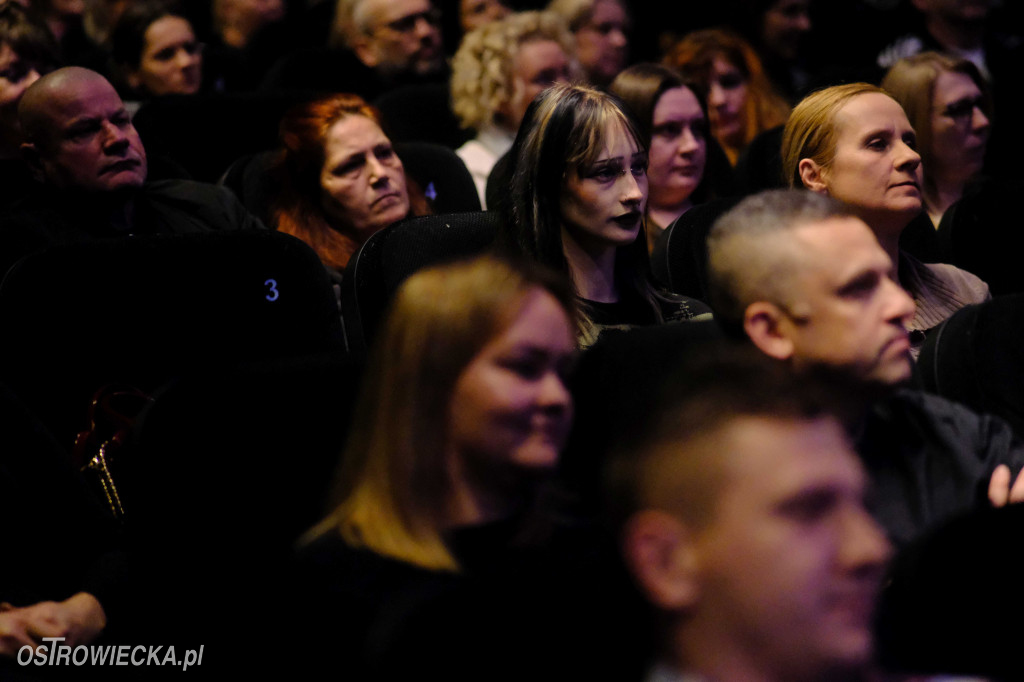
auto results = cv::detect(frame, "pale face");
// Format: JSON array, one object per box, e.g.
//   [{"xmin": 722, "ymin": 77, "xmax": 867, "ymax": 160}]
[
  {"xmin": 647, "ymin": 86, "xmax": 706, "ymax": 213},
  {"xmin": 574, "ymin": 0, "xmax": 629, "ymax": 85},
  {"xmin": 560, "ymin": 121, "xmax": 648, "ymax": 258},
  {"xmin": 459, "ymin": 0, "xmax": 509, "ymax": 33},
  {"xmin": 707, "ymin": 56, "xmax": 748, "ymax": 149},
  {"xmin": 498, "ymin": 38, "xmax": 571, "ymax": 131},
  {"xmin": 761, "ymin": 0, "xmax": 812, "ymax": 61},
  {"xmin": 819, "ymin": 93, "xmax": 923, "ymax": 230},
  {"xmin": 775, "ymin": 217, "xmax": 916, "ymax": 386},
  {"xmin": 358, "ymin": 0, "xmax": 444, "ymax": 76},
  {"xmin": 930, "ymin": 70, "xmax": 989, "ymax": 186},
  {"xmin": 693, "ymin": 416, "xmax": 891, "ymax": 681},
  {"xmin": 129, "ymin": 16, "xmax": 203, "ymax": 96},
  {"xmin": 30, "ymin": 74, "xmax": 147, "ymax": 192},
  {"xmin": 0, "ymin": 43, "xmax": 40, "ymax": 138},
  {"xmin": 319, "ymin": 115, "xmax": 409, "ymax": 238},
  {"xmin": 446, "ymin": 288, "xmax": 575, "ymax": 494}
]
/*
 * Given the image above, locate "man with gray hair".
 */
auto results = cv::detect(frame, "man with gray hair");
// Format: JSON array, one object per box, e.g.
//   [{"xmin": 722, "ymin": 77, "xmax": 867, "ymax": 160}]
[
  {"xmin": 705, "ymin": 188, "xmax": 1024, "ymax": 547},
  {"xmin": 331, "ymin": 0, "xmax": 445, "ymax": 79}
]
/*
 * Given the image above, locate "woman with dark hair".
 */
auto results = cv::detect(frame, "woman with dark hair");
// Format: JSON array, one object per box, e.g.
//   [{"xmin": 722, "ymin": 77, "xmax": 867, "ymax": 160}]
[
  {"xmin": 270, "ymin": 92, "xmax": 429, "ymax": 278},
  {"xmin": 610, "ymin": 62, "xmax": 711, "ymax": 252},
  {"xmin": 107, "ymin": 0, "xmax": 203, "ymax": 99},
  {"xmin": 882, "ymin": 51, "xmax": 992, "ymax": 227},
  {"xmin": 0, "ymin": 2, "xmax": 58, "ymax": 158},
  {"xmin": 500, "ymin": 82, "xmax": 710, "ymax": 347},
  {"xmin": 664, "ymin": 28, "xmax": 789, "ymax": 166}
]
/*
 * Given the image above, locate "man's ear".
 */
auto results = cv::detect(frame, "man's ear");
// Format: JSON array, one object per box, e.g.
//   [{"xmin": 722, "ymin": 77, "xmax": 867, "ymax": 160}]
[
  {"xmin": 622, "ymin": 510, "xmax": 701, "ymax": 611},
  {"xmin": 798, "ymin": 158, "xmax": 828, "ymax": 194},
  {"xmin": 20, "ymin": 142, "xmax": 47, "ymax": 183},
  {"xmin": 352, "ymin": 36, "xmax": 379, "ymax": 68},
  {"xmin": 744, "ymin": 301, "xmax": 796, "ymax": 361}
]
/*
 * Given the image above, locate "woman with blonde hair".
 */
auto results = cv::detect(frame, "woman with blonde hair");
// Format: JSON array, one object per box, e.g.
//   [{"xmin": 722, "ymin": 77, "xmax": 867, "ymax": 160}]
[
  {"xmin": 782, "ymin": 82, "xmax": 989, "ymax": 356},
  {"xmin": 500, "ymin": 82, "xmax": 710, "ymax": 347},
  {"xmin": 451, "ymin": 10, "xmax": 574, "ymax": 206},
  {"xmin": 270, "ymin": 92, "xmax": 429, "ymax": 277},
  {"xmin": 882, "ymin": 51, "xmax": 992, "ymax": 226},
  {"xmin": 664, "ymin": 27, "xmax": 789, "ymax": 166},
  {"xmin": 290, "ymin": 254, "xmax": 589, "ymax": 677}
]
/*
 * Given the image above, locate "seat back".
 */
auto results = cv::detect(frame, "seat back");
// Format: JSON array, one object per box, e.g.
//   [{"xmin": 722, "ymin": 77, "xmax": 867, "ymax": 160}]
[{"xmin": 338, "ymin": 211, "xmax": 500, "ymax": 360}]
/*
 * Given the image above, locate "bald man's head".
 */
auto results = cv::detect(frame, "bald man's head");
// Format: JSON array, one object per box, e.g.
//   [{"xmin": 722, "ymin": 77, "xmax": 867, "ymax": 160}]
[{"xmin": 19, "ymin": 67, "xmax": 147, "ymax": 193}]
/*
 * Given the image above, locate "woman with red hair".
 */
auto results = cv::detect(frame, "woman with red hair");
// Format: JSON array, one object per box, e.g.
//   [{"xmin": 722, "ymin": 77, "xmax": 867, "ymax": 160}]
[
  {"xmin": 664, "ymin": 28, "xmax": 789, "ymax": 166},
  {"xmin": 271, "ymin": 93, "xmax": 429, "ymax": 276}
]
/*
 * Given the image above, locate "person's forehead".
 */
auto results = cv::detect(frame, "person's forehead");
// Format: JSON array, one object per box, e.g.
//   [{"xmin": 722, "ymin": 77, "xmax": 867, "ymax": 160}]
[
  {"xmin": 323, "ymin": 115, "xmax": 388, "ymax": 158},
  {"xmin": 363, "ymin": 0, "xmax": 431, "ymax": 26},
  {"xmin": 653, "ymin": 87, "xmax": 703, "ymax": 122},
  {"xmin": 716, "ymin": 416, "xmax": 865, "ymax": 508},
  {"xmin": 789, "ymin": 216, "xmax": 886, "ymax": 268},
  {"xmin": 514, "ymin": 39, "xmax": 567, "ymax": 75},
  {"xmin": 834, "ymin": 93, "xmax": 910, "ymax": 139},
  {"xmin": 934, "ymin": 70, "xmax": 980, "ymax": 102},
  {"xmin": 43, "ymin": 78, "xmax": 124, "ymax": 124}
]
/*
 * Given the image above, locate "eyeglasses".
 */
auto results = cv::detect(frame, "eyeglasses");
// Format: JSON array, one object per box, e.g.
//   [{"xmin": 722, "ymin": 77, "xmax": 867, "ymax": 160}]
[
  {"xmin": 376, "ymin": 7, "xmax": 441, "ymax": 35},
  {"xmin": 939, "ymin": 95, "xmax": 986, "ymax": 121}
]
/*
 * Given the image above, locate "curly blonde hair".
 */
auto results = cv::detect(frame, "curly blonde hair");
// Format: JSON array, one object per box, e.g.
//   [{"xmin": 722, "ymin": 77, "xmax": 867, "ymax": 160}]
[{"xmin": 450, "ymin": 10, "xmax": 575, "ymax": 131}]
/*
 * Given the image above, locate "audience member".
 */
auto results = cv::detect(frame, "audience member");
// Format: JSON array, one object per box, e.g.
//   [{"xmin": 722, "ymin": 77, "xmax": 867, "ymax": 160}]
[
  {"xmin": 499, "ymin": 82, "xmax": 711, "ymax": 347},
  {"xmin": 450, "ymin": 10, "xmax": 573, "ymax": 207},
  {"xmin": 612, "ymin": 346, "xmax": 890, "ymax": 682},
  {"xmin": 707, "ymin": 189, "xmax": 1024, "ymax": 547},
  {"xmin": 331, "ymin": 0, "xmax": 445, "ymax": 82},
  {"xmin": 546, "ymin": 0, "xmax": 629, "ymax": 88},
  {"xmin": 270, "ymin": 92, "xmax": 430, "ymax": 279},
  {"xmin": 610, "ymin": 62, "xmax": 711, "ymax": 252},
  {"xmin": 782, "ymin": 82, "xmax": 988, "ymax": 356},
  {"xmin": 289, "ymin": 255, "xmax": 596, "ymax": 678},
  {"xmin": 457, "ymin": 0, "xmax": 508, "ymax": 34},
  {"xmin": 212, "ymin": 0, "xmax": 284, "ymax": 50},
  {"xmin": 737, "ymin": 0, "xmax": 815, "ymax": 101},
  {"xmin": 0, "ymin": 1, "xmax": 58, "ymax": 206},
  {"xmin": 664, "ymin": 28, "xmax": 789, "ymax": 166},
  {"xmin": 0, "ymin": 66, "xmax": 261, "ymax": 276},
  {"xmin": 107, "ymin": 0, "xmax": 204, "ymax": 101},
  {"xmin": 882, "ymin": 51, "xmax": 990, "ymax": 227}
]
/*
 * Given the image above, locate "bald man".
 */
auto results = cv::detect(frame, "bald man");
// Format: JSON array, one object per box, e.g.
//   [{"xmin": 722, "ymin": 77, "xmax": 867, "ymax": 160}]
[
  {"xmin": 0, "ymin": 67, "xmax": 261, "ymax": 276},
  {"xmin": 705, "ymin": 189, "xmax": 1024, "ymax": 547}
]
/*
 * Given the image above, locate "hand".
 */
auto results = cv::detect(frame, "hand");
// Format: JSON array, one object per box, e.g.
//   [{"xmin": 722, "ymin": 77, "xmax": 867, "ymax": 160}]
[
  {"xmin": 987, "ymin": 464, "xmax": 1024, "ymax": 507},
  {"xmin": 0, "ymin": 593, "xmax": 106, "ymax": 658}
]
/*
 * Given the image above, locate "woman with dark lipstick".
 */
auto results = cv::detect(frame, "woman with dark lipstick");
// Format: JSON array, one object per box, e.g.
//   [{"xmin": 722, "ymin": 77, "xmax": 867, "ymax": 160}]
[
  {"xmin": 499, "ymin": 82, "xmax": 710, "ymax": 347},
  {"xmin": 783, "ymin": 82, "xmax": 989, "ymax": 357}
]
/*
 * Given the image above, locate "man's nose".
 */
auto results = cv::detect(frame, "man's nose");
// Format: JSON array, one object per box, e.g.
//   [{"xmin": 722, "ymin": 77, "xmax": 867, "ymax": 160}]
[{"xmin": 885, "ymin": 278, "xmax": 916, "ymax": 327}]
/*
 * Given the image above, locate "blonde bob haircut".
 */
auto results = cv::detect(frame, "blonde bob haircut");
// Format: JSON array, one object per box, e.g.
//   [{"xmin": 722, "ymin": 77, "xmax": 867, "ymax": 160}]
[
  {"xmin": 781, "ymin": 82, "xmax": 888, "ymax": 189},
  {"xmin": 451, "ymin": 10, "xmax": 575, "ymax": 131},
  {"xmin": 314, "ymin": 254, "xmax": 576, "ymax": 572},
  {"xmin": 881, "ymin": 52, "xmax": 991, "ymax": 203}
]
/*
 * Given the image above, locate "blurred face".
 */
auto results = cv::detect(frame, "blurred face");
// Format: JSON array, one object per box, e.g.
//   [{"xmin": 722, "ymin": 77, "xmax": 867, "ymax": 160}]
[
  {"xmin": 647, "ymin": 86, "xmax": 706, "ymax": 212},
  {"xmin": 930, "ymin": 69, "xmax": 989, "ymax": 185},
  {"xmin": 692, "ymin": 416, "xmax": 891, "ymax": 681},
  {"xmin": 774, "ymin": 217, "xmax": 916, "ymax": 386},
  {"xmin": 447, "ymin": 287, "xmax": 575, "ymax": 492},
  {"xmin": 819, "ymin": 93, "xmax": 923, "ymax": 228},
  {"xmin": 0, "ymin": 43, "xmax": 41, "ymax": 138},
  {"xmin": 761, "ymin": 0, "xmax": 812, "ymax": 61},
  {"xmin": 319, "ymin": 114, "xmax": 409, "ymax": 238},
  {"xmin": 574, "ymin": 0, "xmax": 629, "ymax": 85},
  {"xmin": 912, "ymin": 0, "xmax": 991, "ymax": 23},
  {"xmin": 497, "ymin": 38, "xmax": 571, "ymax": 131},
  {"xmin": 560, "ymin": 120, "xmax": 648, "ymax": 257},
  {"xmin": 707, "ymin": 56, "xmax": 748, "ymax": 148},
  {"xmin": 28, "ymin": 73, "xmax": 147, "ymax": 192},
  {"xmin": 358, "ymin": 0, "xmax": 444, "ymax": 76},
  {"xmin": 128, "ymin": 16, "xmax": 203, "ymax": 96},
  {"xmin": 459, "ymin": 0, "xmax": 509, "ymax": 33}
]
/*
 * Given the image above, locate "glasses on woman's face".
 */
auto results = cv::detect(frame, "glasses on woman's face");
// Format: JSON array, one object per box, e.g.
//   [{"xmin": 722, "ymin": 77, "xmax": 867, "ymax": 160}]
[{"xmin": 938, "ymin": 95, "xmax": 986, "ymax": 122}]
